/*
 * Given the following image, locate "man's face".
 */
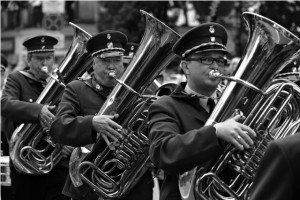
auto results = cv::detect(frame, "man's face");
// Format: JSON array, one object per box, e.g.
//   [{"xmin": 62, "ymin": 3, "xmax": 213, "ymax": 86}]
[
  {"xmin": 28, "ymin": 52, "xmax": 54, "ymax": 80},
  {"xmin": 184, "ymin": 51, "xmax": 227, "ymax": 92},
  {"xmin": 93, "ymin": 55, "xmax": 125, "ymax": 87}
]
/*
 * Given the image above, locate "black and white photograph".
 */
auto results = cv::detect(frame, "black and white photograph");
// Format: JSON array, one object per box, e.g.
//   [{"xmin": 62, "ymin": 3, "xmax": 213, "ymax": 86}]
[{"xmin": 1, "ymin": 1, "xmax": 300, "ymax": 200}]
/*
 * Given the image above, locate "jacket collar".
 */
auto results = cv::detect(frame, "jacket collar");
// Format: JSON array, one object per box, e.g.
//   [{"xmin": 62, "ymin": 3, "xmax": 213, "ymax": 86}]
[{"xmin": 171, "ymin": 82, "xmax": 199, "ymax": 99}]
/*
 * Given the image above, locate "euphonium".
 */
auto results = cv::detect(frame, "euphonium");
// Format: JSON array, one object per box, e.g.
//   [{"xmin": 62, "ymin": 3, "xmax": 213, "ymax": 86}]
[
  {"xmin": 9, "ymin": 23, "xmax": 92, "ymax": 174},
  {"xmin": 69, "ymin": 10, "xmax": 180, "ymax": 199},
  {"xmin": 179, "ymin": 12, "xmax": 300, "ymax": 200}
]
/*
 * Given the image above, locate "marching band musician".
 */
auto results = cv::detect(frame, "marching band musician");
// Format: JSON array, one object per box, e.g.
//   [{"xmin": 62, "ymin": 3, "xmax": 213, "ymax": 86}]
[
  {"xmin": 147, "ymin": 23, "xmax": 257, "ymax": 200},
  {"xmin": 250, "ymin": 133, "xmax": 300, "ymax": 200},
  {"xmin": 49, "ymin": 31, "xmax": 154, "ymax": 200},
  {"xmin": 1, "ymin": 35, "xmax": 71, "ymax": 200}
]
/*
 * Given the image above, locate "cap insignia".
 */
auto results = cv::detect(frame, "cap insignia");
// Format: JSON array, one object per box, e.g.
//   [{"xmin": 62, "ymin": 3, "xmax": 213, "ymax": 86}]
[
  {"xmin": 41, "ymin": 37, "xmax": 45, "ymax": 43},
  {"xmin": 107, "ymin": 34, "xmax": 111, "ymax": 40},
  {"xmin": 129, "ymin": 52, "xmax": 134, "ymax": 58},
  {"xmin": 107, "ymin": 42, "xmax": 113, "ymax": 49},
  {"xmin": 41, "ymin": 45, "xmax": 45, "ymax": 49},
  {"xmin": 210, "ymin": 37, "xmax": 216, "ymax": 42},
  {"xmin": 131, "ymin": 46, "xmax": 134, "ymax": 51},
  {"xmin": 209, "ymin": 25, "xmax": 215, "ymax": 33},
  {"xmin": 96, "ymin": 84, "xmax": 101, "ymax": 90}
]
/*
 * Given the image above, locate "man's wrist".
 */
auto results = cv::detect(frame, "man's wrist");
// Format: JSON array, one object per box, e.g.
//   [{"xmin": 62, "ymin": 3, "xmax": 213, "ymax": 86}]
[{"xmin": 213, "ymin": 123, "xmax": 220, "ymax": 136}]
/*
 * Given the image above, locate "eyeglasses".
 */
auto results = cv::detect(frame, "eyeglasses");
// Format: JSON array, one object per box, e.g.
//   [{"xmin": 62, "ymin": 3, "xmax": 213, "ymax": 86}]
[{"xmin": 186, "ymin": 57, "xmax": 228, "ymax": 67}]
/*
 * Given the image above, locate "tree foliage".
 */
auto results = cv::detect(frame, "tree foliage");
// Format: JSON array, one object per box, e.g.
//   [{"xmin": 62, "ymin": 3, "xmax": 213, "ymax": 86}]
[
  {"xmin": 259, "ymin": 1, "xmax": 300, "ymax": 37},
  {"xmin": 97, "ymin": 1, "xmax": 172, "ymax": 43},
  {"xmin": 95, "ymin": 1, "xmax": 300, "ymax": 57}
]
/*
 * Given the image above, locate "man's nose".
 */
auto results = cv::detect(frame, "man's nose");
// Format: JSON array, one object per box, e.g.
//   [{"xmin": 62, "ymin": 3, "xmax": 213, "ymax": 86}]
[
  {"xmin": 107, "ymin": 62, "xmax": 116, "ymax": 69},
  {"xmin": 42, "ymin": 58, "xmax": 47, "ymax": 65},
  {"xmin": 210, "ymin": 61, "xmax": 219, "ymax": 70}
]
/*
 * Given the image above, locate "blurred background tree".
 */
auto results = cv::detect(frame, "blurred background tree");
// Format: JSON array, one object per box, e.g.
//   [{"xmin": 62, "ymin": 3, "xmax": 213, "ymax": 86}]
[
  {"xmin": 1, "ymin": 1, "xmax": 299, "ymax": 61},
  {"xmin": 97, "ymin": 1, "xmax": 172, "ymax": 43},
  {"xmin": 94, "ymin": 1, "xmax": 300, "ymax": 58}
]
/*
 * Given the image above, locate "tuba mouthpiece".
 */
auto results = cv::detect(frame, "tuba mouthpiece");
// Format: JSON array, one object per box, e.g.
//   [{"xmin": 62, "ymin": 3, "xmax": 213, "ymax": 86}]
[
  {"xmin": 108, "ymin": 71, "xmax": 116, "ymax": 78},
  {"xmin": 209, "ymin": 70, "xmax": 222, "ymax": 80},
  {"xmin": 41, "ymin": 66, "xmax": 49, "ymax": 73}
]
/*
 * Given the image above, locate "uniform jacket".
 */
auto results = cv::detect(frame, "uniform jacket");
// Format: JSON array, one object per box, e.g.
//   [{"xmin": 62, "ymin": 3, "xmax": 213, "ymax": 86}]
[
  {"xmin": 1, "ymin": 70, "xmax": 70, "ymax": 169},
  {"xmin": 1, "ymin": 70, "xmax": 44, "ymax": 141},
  {"xmin": 250, "ymin": 133, "xmax": 300, "ymax": 200},
  {"xmin": 49, "ymin": 77, "xmax": 154, "ymax": 200},
  {"xmin": 148, "ymin": 82, "xmax": 224, "ymax": 200},
  {"xmin": 50, "ymin": 78, "xmax": 107, "ymax": 147}
]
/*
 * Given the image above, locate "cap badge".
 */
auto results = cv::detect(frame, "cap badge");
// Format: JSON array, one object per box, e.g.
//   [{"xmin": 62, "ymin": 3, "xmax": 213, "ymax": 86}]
[
  {"xmin": 131, "ymin": 46, "xmax": 134, "ymax": 50},
  {"xmin": 107, "ymin": 34, "xmax": 111, "ymax": 40},
  {"xmin": 96, "ymin": 84, "xmax": 101, "ymax": 90},
  {"xmin": 210, "ymin": 37, "xmax": 216, "ymax": 42},
  {"xmin": 107, "ymin": 42, "xmax": 113, "ymax": 49},
  {"xmin": 41, "ymin": 37, "xmax": 45, "ymax": 43},
  {"xmin": 41, "ymin": 45, "xmax": 45, "ymax": 49},
  {"xmin": 129, "ymin": 52, "xmax": 134, "ymax": 58},
  {"xmin": 209, "ymin": 25, "xmax": 215, "ymax": 33}
]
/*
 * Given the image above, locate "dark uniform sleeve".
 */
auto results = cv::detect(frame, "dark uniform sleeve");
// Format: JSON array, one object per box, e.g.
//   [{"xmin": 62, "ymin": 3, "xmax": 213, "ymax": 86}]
[
  {"xmin": 148, "ymin": 97, "xmax": 223, "ymax": 174},
  {"xmin": 1, "ymin": 72, "xmax": 43, "ymax": 124},
  {"xmin": 250, "ymin": 141, "xmax": 294, "ymax": 200},
  {"xmin": 50, "ymin": 82, "xmax": 96, "ymax": 147}
]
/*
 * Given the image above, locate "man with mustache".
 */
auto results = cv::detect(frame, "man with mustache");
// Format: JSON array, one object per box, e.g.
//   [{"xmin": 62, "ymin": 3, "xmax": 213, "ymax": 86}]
[{"xmin": 50, "ymin": 30, "xmax": 154, "ymax": 200}]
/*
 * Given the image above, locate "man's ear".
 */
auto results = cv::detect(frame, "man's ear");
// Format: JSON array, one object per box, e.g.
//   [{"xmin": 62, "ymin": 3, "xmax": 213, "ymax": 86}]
[
  {"xmin": 92, "ymin": 58, "xmax": 97, "ymax": 70},
  {"xmin": 181, "ymin": 61, "xmax": 189, "ymax": 75}
]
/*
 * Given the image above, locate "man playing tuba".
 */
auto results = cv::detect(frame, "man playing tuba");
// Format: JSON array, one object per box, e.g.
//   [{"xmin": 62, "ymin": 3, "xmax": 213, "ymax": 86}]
[
  {"xmin": 49, "ymin": 31, "xmax": 154, "ymax": 200},
  {"xmin": 148, "ymin": 22, "xmax": 257, "ymax": 200},
  {"xmin": 1, "ymin": 35, "xmax": 71, "ymax": 200}
]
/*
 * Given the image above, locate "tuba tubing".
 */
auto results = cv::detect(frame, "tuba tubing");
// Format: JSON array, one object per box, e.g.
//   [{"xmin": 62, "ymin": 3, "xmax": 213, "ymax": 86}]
[
  {"xmin": 69, "ymin": 10, "xmax": 180, "ymax": 199},
  {"xmin": 179, "ymin": 12, "xmax": 300, "ymax": 200},
  {"xmin": 9, "ymin": 23, "xmax": 92, "ymax": 175}
]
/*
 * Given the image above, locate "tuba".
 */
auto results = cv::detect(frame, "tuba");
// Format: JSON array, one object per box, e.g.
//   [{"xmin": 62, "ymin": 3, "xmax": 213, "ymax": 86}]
[
  {"xmin": 69, "ymin": 10, "xmax": 180, "ymax": 199},
  {"xmin": 9, "ymin": 23, "xmax": 92, "ymax": 174},
  {"xmin": 179, "ymin": 12, "xmax": 300, "ymax": 200}
]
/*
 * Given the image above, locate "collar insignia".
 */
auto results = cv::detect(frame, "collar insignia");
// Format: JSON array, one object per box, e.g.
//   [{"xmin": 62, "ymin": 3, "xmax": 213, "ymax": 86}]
[{"xmin": 96, "ymin": 84, "xmax": 101, "ymax": 90}]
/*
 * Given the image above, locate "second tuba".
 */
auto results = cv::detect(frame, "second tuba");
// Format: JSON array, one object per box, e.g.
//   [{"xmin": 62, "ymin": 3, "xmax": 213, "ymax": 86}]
[
  {"xmin": 179, "ymin": 12, "xmax": 300, "ymax": 200},
  {"xmin": 69, "ymin": 10, "xmax": 180, "ymax": 199},
  {"xmin": 9, "ymin": 23, "xmax": 92, "ymax": 174}
]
